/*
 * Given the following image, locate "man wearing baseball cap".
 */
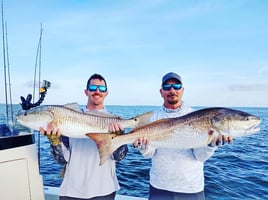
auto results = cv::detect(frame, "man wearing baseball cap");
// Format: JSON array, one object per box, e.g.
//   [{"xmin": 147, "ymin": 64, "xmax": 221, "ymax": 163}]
[{"xmin": 134, "ymin": 72, "xmax": 232, "ymax": 200}]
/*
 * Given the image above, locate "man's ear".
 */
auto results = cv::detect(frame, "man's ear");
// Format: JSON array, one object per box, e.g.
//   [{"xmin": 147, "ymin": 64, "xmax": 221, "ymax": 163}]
[{"xmin": 84, "ymin": 89, "xmax": 88, "ymax": 96}]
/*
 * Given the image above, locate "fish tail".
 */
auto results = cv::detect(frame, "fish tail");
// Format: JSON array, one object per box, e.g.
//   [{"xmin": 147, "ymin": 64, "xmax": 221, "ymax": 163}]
[
  {"xmin": 86, "ymin": 133, "xmax": 120, "ymax": 165},
  {"xmin": 133, "ymin": 111, "xmax": 153, "ymax": 127}
]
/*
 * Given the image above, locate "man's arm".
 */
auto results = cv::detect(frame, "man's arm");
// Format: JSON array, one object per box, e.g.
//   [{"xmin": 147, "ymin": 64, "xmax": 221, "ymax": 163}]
[
  {"xmin": 40, "ymin": 126, "xmax": 68, "ymax": 165},
  {"xmin": 50, "ymin": 142, "xmax": 67, "ymax": 165}
]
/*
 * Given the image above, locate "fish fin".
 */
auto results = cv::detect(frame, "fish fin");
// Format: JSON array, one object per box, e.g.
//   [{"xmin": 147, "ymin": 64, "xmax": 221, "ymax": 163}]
[
  {"xmin": 86, "ymin": 133, "xmax": 120, "ymax": 165},
  {"xmin": 85, "ymin": 110, "xmax": 121, "ymax": 118},
  {"xmin": 63, "ymin": 102, "xmax": 81, "ymax": 111},
  {"xmin": 63, "ymin": 103, "xmax": 121, "ymax": 118}
]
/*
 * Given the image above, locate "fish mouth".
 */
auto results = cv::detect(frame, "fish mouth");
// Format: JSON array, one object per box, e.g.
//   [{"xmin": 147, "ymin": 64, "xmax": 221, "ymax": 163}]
[
  {"xmin": 250, "ymin": 126, "xmax": 260, "ymax": 132},
  {"xmin": 247, "ymin": 121, "xmax": 261, "ymax": 133}
]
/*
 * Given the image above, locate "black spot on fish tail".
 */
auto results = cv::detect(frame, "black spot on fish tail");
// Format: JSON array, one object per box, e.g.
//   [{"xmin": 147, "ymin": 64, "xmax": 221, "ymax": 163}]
[
  {"xmin": 208, "ymin": 130, "xmax": 214, "ymax": 136},
  {"xmin": 207, "ymin": 130, "xmax": 215, "ymax": 146}
]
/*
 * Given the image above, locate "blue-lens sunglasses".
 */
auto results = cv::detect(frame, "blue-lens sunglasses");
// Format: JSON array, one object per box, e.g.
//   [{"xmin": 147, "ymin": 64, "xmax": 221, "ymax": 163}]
[
  {"xmin": 162, "ymin": 83, "xmax": 182, "ymax": 91},
  {"xmin": 88, "ymin": 85, "xmax": 107, "ymax": 92}
]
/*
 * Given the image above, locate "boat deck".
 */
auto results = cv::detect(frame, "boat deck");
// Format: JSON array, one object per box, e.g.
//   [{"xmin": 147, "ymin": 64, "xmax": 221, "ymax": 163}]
[{"xmin": 44, "ymin": 186, "xmax": 147, "ymax": 200}]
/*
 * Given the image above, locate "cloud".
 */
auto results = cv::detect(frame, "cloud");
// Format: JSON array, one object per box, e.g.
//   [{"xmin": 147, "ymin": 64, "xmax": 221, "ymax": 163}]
[
  {"xmin": 257, "ymin": 66, "xmax": 268, "ymax": 74},
  {"xmin": 228, "ymin": 83, "xmax": 268, "ymax": 91}
]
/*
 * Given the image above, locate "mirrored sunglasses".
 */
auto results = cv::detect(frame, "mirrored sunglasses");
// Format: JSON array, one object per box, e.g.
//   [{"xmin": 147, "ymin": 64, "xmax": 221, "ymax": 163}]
[
  {"xmin": 162, "ymin": 83, "xmax": 182, "ymax": 91},
  {"xmin": 88, "ymin": 85, "xmax": 107, "ymax": 92}
]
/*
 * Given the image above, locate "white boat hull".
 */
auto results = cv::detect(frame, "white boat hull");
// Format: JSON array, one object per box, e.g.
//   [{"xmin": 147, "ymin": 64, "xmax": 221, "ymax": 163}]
[{"xmin": 0, "ymin": 134, "xmax": 45, "ymax": 200}]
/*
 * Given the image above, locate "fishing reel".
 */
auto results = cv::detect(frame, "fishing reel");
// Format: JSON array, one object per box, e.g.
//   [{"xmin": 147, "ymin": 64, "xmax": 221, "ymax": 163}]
[
  {"xmin": 40, "ymin": 80, "xmax": 51, "ymax": 94},
  {"xmin": 20, "ymin": 80, "xmax": 51, "ymax": 110}
]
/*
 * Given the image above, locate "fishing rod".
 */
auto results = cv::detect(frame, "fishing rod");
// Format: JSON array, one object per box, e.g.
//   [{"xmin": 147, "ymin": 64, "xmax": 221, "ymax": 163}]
[
  {"xmin": 19, "ymin": 23, "xmax": 51, "ymax": 173},
  {"xmin": 33, "ymin": 23, "xmax": 43, "ymax": 102},
  {"xmin": 1, "ymin": 1, "xmax": 17, "ymax": 136},
  {"xmin": 20, "ymin": 23, "xmax": 50, "ymax": 111},
  {"xmin": 5, "ymin": 21, "xmax": 15, "ymax": 126},
  {"xmin": 1, "ymin": 1, "xmax": 9, "ymax": 124}
]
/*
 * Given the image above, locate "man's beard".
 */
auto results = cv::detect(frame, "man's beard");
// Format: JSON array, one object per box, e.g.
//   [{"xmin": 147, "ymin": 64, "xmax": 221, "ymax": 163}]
[
  {"xmin": 167, "ymin": 94, "xmax": 178, "ymax": 105},
  {"xmin": 167, "ymin": 99, "xmax": 178, "ymax": 105}
]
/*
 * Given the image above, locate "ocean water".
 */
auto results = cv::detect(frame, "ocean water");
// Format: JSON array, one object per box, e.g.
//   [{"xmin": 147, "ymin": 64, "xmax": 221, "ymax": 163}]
[{"xmin": 1, "ymin": 104, "xmax": 268, "ymax": 200}]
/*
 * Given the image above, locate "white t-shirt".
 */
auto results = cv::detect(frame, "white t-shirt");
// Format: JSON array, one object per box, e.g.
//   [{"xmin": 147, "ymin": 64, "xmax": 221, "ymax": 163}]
[
  {"xmin": 141, "ymin": 102, "xmax": 217, "ymax": 193},
  {"xmin": 59, "ymin": 107, "xmax": 120, "ymax": 198}
]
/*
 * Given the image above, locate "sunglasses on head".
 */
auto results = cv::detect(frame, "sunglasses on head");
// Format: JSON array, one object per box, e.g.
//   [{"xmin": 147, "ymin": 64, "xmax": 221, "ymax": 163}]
[
  {"xmin": 162, "ymin": 83, "xmax": 182, "ymax": 91},
  {"xmin": 87, "ymin": 85, "xmax": 107, "ymax": 92}
]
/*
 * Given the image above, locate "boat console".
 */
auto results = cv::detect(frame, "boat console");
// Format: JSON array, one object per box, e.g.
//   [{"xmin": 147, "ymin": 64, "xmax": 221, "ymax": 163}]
[{"xmin": 0, "ymin": 133, "xmax": 45, "ymax": 200}]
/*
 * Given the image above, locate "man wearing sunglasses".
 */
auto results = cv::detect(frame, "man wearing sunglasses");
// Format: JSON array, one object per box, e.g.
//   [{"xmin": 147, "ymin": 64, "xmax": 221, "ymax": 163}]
[
  {"xmin": 133, "ymin": 72, "xmax": 232, "ymax": 200},
  {"xmin": 40, "ymin": 73, "xmax": 128, "ymax": 200}
]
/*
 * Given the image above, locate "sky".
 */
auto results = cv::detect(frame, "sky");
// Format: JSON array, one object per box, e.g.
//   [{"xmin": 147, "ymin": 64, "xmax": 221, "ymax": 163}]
[{"xmin": 1, "ymin": 0, "xmax": 268, "ymax": 107}]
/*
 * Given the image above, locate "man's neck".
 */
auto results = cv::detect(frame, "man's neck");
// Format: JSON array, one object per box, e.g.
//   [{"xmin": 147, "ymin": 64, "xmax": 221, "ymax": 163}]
[
  {"xmin": 86, "ymin": 104, "xmax": 104, "ymax": 111},
  {"xmin": 164, "ymin": 102, "xmax": 182, "ymax": 110}
]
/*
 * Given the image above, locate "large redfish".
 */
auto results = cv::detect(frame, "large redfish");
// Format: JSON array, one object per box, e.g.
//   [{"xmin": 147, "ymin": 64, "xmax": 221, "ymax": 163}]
[
  {"xmin": 16, "ymin": 103, "xmax": 153, "ymax": 137},
  {"xmin": 87, "ymin": 107, "xmax": 261, "ymax": 165}
]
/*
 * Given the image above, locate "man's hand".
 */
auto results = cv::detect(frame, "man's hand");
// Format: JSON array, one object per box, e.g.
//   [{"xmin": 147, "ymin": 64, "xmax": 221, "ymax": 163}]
[
  {"xmin": 133, "ymin": 137, "xmax": 149, "ymax": 149},
  {"xmin": 39, "ymin": 122, "xmax": 61, "ymax": 146},
  {"xmin": 39, "ymin": 122, "xmax": 60, "ymax": 136},
  {"xmin": 108, "ymin": 123, "xmax": 123, "ymax": 133},
  {"xmin": 209, "ymin": 134, "xmax": 233, "ymax": 147}
]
